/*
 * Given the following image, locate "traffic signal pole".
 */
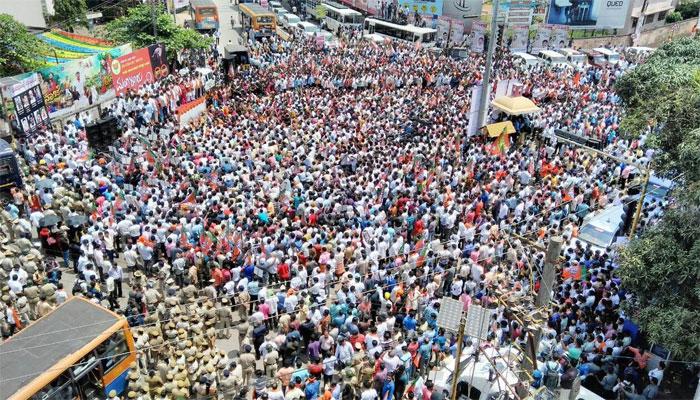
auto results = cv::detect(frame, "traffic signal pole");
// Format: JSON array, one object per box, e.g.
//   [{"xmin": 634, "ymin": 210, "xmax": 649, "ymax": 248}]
[{"xmin": 476, "ymin": 0, "xmax": 500, "ymax": 130}]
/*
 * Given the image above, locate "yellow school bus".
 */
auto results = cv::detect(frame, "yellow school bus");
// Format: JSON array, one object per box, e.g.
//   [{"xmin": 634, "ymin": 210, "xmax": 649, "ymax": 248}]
[
  {"xmin": 239, "ymin": 3, "xmax": 277, "ymax": 40},
  {"xmin": 0, "ymin": 297, "xmax": 137, "ymax": 399}
]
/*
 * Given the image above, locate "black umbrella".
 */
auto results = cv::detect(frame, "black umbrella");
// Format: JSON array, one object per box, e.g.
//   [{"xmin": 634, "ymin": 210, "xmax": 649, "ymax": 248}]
[
  {"xmin": 66, "ymin": 215, "xmax": 88, "ymax": 227},
  {"xmin": 39, "ymin": 215, "xmax": 61, "ymax": 227}
]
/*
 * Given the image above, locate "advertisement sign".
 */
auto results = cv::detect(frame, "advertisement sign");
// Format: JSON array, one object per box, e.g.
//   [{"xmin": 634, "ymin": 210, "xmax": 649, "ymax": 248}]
[
  {"xmin": 37, "ymin": 44, "xmax": 131, "ymax": 118},
  {"xmin": 531, "ymin": 24, "xmax": 553, "ymax": 51},
  {"xmin": 550, "ymin": 24, "xmax": 570, "ymax": 48},
  {"xmin": 470, "ymin": 20, "xmax": 486, "ymax": 53},
  {"xmin": 509, "ymin": 25, "xmax": 530, "ymax": 52},
  {"xmin": 546, "ymin": 0, "xmax": 631, "ymax": 28},
  {"xmin": 148, "ymin": 43, "xmax": 169, "ymax": 81},
  {"xmin": 397, "ymin": 0, "xmax": 444, "ymax": 15},
  {"xmin": 111, "ymin": 47, "xmax": 154, "ymax": 96},
  {"xmin": 6, "ymin": 73, "xmax": 50, "ymax": 134},
  {"xmin": 0, "ymin": 72, "xmax": 37, "ymax": 121},
  {"xmin": 442, "ymin": 0, "xmax": 482, "ymax": 19},
  {"xmin": 429, "ymin": 16, "xmax": 465, "ymax": 45}
]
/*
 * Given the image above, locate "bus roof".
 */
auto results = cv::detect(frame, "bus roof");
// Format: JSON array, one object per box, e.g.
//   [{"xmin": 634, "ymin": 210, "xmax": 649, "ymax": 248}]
[
  {"xmin": 538, "ymin": 49, "xmax": 565, "ymax": 58},
  {"xmin": 0, "ymin": 298, "xmax": 126, "ymax": 400},
  {"xmin": 190, "ymin": 0, "xmax": 216, "ymax": 7},
  {"xmin": 365, "ymin": 18, "xmax": 436, "ymax": 34},
  {"xmin": 0, "ymin": 138, "xmax": 12, "ymax": 156},
  {"xmin": 322, "ymin": 1, "xmax": 363, "ymax": 15},
  {"xmin": 593, "ymin": 47, "xmax": 618, "ymax": 56},
  {"xmin": 239, "ymin": 3, "xmax": 274, "ymax": 15}
]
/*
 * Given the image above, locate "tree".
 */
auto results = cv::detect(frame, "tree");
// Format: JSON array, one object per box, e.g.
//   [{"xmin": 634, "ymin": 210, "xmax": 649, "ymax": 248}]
[
  {"xmin": 615, "ymin": 37, "xmax": 700, "ymax": 361},
  {"xmin": 52, "ymin": 0, "xmax": 88, "ymax": 31},
  {"xmin": 0, "ymin": 14, "xmax": 49, "ymax": 77},
  {"xmin": 104, "ymin": 4, "xmax": 213, "ymax": 61},
  {"xmin": 617, "ymin": 207, "xmax": 700, "ymax": 361}
]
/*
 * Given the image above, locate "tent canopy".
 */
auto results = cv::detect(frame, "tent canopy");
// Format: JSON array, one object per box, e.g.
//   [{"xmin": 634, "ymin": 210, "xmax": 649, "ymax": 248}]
[
  {"xmin": 484, "ymin": 121, "xmax": 516, "ymax": 137},
  {"xmin": 491, "ymin": 96, "xmax": 541, "ymax": 115}
]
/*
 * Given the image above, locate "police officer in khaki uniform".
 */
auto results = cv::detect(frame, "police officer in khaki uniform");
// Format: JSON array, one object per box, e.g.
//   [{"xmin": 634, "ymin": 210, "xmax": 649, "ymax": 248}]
[
  {"xmin": 263, "ymin": 344, "xmax": 279, "ymax": 378},
  {"xmin": 219, "ymin": 368, "xmax": 240, "ymax": 400},
  {"xmin": 217, "ymin": 297, "xmax": 233, "ymax": 339},
  {"xmin": 22, "ymin": 284, "xmax": 40, "ymax": 320}
]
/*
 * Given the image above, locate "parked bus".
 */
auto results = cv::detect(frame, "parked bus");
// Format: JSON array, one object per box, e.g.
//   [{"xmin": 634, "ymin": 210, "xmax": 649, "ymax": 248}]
[
  {"xmin": 321, "ymin": 1, "xmax": 364, "ymax": 33},
  {"xmin": 363, "ymin": 18, "xmax": 436, "ymax": 46},
  {"xmin": 190, "ymin": 0, "xmax": 219, "ymax": 31},
  {"xmin": 0, "ymin": 298, "xmax": 137, "ymax": 400},
  {"xmin": 240, "ymin": 3, "xmax": 277, "ymax": 40},
  {"xmin": 0, "ymin": 138, "xmax": 22, "ymax": 191}
]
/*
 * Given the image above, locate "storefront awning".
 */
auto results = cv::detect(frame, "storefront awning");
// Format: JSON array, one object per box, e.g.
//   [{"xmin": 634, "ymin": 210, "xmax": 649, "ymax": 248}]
[
  {"xmin": 484, "ymin": 121, "xmax": 516, "ymax": 137},
  {"xmin": 491, "ymin": 96, "xmax": 541, "ymax": 116}
]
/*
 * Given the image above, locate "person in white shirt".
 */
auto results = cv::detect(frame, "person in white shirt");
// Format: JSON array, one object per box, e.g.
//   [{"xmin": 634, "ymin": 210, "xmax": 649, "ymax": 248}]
[{"xmin": 107, "ymin": 262, "xmax": 124, "ymax": 298}]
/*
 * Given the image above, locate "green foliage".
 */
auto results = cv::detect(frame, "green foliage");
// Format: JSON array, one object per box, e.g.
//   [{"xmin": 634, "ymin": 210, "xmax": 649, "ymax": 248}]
[
  {"xmin": 676, "ymin": 0, "xmax": 700, "ymax": 20},
  {"xmin": 52, "ymin": 0, "xmax": 88, "ymax": 30},
  {"xmin": 664, "ymin": 11, "xmax": 683, "ymax": 23},
  {"xmin": 0, "ymin": 14, "xmax": 49, "ymax": 77},
  {"xmin": 104, "ymin": 4, "xmax": 213, "ymax": 60},
  {"xmin": 615, "ymin": 37, "xmax": 700, "ymax": 182},
  {"xmin": 618, "ymin": 207, "xmax": 700, "ymax": 360}
]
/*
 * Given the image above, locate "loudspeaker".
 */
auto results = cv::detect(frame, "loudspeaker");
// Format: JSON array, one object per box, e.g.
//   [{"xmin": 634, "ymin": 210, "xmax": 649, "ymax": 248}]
[{"xmin": 85, "ymin": 116, "xmax": 120, "ymax": 150}]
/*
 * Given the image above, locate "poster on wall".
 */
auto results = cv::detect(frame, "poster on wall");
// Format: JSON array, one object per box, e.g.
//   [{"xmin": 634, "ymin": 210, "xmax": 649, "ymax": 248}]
[
  {"xmin": 148, "ymin": 43, "xmax": 169, "ymax": 80},
  {"xmin": 111, "ymin": 47, "xmax": 155, "ymax": 96},
  {"xmin": 546, "ymin": 0, "xmax": 631, "ymax": 28},
  {"xmin": 550, "ymin": 24, "xmax": 570, "ymax": 48},
  {"xmin": 37, "ymin": 44, "xmax": 131, "ymax": 119},
  {"xmin": 13, "ymin": 83, "xmax": 50, "ymax": 135},
  {"xmin": 509, "ymin": 25, "xmax": 530, "ymax": 52},
  {"xmin": 531, "ymin": 24, "xmax": 553, "ymax": 51},
  {"xmin": 470, "ymin": 20, "xmax": 486, "ymax": 52},
  {"xmin": 397, "ymin": 0, "xmax": 444, "ymax": 15}
]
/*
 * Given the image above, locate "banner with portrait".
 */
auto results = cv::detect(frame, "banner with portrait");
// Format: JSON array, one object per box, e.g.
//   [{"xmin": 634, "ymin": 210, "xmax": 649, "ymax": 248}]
[
  {"xmin": 531, "ymin": 24, "xmax": 553, "ymax": 52},
  {"xmin": 148, "ymin": 43, "xmax": 169, "ymax": 81},
  {"xmin": 509, "ymin": 25, "xmax": 529, "ymax": 52},
  {"xmin": 470, "ymin": 21, "xmax": 486, "ymax": 53},
  {"xmin": 37, "ymin": 44, "xmax": 132, "ymax": 119},
  {"xmin": 550, "ymin": 24, "xmax": 570, "ymax": 49}
]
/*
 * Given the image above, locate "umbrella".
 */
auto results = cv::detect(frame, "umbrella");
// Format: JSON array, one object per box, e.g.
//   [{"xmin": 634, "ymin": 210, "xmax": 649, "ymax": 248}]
[
  {"xmin": 36, "ymin": 178, "xmax": 55, "ymax": 190},
  {"xmin": 491, "ymin": 96, "xmax": 541, "ymax": 115},
  {"xmin": 66, "ymin": 215, "xmax": 88, "ymax": 227},
  {"xmin": 39, "ymin": 215, "xmax": 61, "ymax": 227}
]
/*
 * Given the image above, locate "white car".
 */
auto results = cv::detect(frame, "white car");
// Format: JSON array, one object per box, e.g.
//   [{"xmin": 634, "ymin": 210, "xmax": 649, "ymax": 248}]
[
  {"xmin": 296, "ymin": 21, "xmax": 321, "ymax": 37},
  {"xmin": 281, "ymin": 13, "xmax": 300, "ymax": 29}
]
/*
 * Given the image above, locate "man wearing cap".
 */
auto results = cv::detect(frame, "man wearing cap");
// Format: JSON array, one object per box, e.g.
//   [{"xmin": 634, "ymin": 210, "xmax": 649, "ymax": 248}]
[
  {"xmin": 263, "ymin": 344, "xmax": 279, "ymax": 378},
  {"xmin": 217, "ymin": 297, "xmax": 233, "ymax": 339},
  {"xmin": 240, "ymin": 344, "xmax": 256, "ymax": 386},
  {"xmin": 219, "ymin": 369, "xmax": 240, "ymax": 400}
]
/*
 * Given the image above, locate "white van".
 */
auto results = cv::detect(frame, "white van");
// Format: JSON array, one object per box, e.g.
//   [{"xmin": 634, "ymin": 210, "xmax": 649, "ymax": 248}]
[
  {"xmin": 577, "ymin": 204, "xmax": 627, "ymax": 252},
  {"xmin": 624, "ymin": 46, "xmax": 654, "ymax": 63},
  {"xmin": 512, "ymin": 51, "xmax": 541, "ymax": 67},
  {"xmin": 268, "ymin": 0, "xmax": 282, "ymax": 9},
  {"xmin": 592, "ymin": 47, "xmax": 620, "ymax": 64},
  {"xmin": 296, "ymin": 21, "xmax": 320, "ymax": 37},
  {"xmin": 281, "ymin": 13, "xmax": 301, "ymax": 29},
  {"xmin": 557, "ymin": 48, "xmax": 586, "ymax": 65},
  {"xmin": 537, "ymin": 49, "xmax": 570, "ymax": 67}
]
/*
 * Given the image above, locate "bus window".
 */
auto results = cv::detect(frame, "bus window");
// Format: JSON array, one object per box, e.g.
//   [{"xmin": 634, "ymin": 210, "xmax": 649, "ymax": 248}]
[
  {"xmin": 257, "ymin": 15, "xmax": 273, "ymax": 24},
  {"xmin": 30, "ymin": 372, "xmax": 76, "ymax": 400},
  {"xmin": 96, "ymin": 331, "xmax": 129, "ymax": 373}
]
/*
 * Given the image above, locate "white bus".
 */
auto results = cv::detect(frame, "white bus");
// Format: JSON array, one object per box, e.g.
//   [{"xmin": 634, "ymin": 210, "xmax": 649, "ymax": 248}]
[
  {"xmin": 363, "ymin": 18, "xmax": 436, "ymax": 46},
  {"xmin": 321, "ymin": 1, "xmax": 364, "ymax": 33}
]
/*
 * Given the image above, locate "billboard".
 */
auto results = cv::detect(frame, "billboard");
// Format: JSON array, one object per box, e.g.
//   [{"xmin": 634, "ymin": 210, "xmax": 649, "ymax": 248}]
[
  {"xmin": 13, "ymin": 76, "xmax": 50, "ymax": 135},
  {"xmin": 546, "ymin": 0, "xmax": 631, "ymax": 28},
  {"xmin": 442, "ymin": 0, "xmax": 483, "ymax": 19},
  {"xmin": 532, "ymin": 24, "xmax": 553, "ymax": 51},
  {"xmin": 111, "ymin": 47, "xmax": 154, "ymax": 96},
  {"xmin": 397, "ymin": 0, "xmax": 444, "ymax": 15},
  {"xmin": 509, "ymin": 25, "xmax": 530, "ymax": 52},
  {"xmin": 37, "ymin": 44, "xmax": 131, "ymax": 118},
  {"xmin": 424, "ymin": 15, "xmax": 465, "ymax": 45},
  {"xmin": 470, "ymin": 20, "xmax": 486, "ymax": 52},
  {"xmin": 148, "ymin": 43, "xmax": 169, "ymax": 81},
  {"xmin": 550, "ymin": 24, "xmax": 570, "ymax": 48}
]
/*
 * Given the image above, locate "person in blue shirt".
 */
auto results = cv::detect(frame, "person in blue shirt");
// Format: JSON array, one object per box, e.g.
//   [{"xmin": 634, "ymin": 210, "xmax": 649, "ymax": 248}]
[
  {"xmin": 304, "ymin": 376, "xmax": 321, "ymax": 400},
  {"xmin": 403, "ymin": 312, "xmax": 417, "ymax": 332},
  {"xmin": 381, "ymin": 374, "xmax": 395, "ymax": 400}
]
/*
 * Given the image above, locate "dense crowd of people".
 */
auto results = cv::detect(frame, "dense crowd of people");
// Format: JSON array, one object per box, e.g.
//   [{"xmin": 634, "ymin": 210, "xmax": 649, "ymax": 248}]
[{"xmin": 0, "ymin": 32, "xmax": 672, "ymax": 400}]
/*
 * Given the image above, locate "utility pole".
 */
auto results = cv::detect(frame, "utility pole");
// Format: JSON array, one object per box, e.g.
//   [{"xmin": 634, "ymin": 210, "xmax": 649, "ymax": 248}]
[
  {"xmin": 629, "ymin": 171, "xmax": 650, "ymax": 239},
  {"xmin": 449, "ymin": 318, "xmax": 466, "ymax": 400},
  {"xmin": 152, "ymin": 0, "xmax": 159, "ymax": 41},
  {"xmin": 476, "ymin": 0, "xmax": 500, "ymax": 130},
  {"xmin": 536, "ymin": 236, "xmax": 562, "ymax": 308}
]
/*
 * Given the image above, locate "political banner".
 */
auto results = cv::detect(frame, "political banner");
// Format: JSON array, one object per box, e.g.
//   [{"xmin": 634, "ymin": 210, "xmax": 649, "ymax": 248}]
[
  {"xmin": 546, "ymin": 0, "xmax": 631, "ymax": 28},
  {"xmin": 7, "ymin": 73, "xmax": 50, "ymax": 134},
  {"xmin": 148, "ymin": 43, "xmax": 169, "ymax": 81},
  {"xmin": 37, "ymin": 44, "xmax": 132, "ymax": 118},
  {"xmin": 470, "ymin": 21, "xmax": 486, "ymax": 53},
  {"xmin": 550, "ymin": 24, "xmax": 570, "ymax": 48},
  {"xmin": 531, "ymin": 24, "xmax": 553, "ymax": 51},
  {"xmin": 0, "ymin": 73, "xmax": 37, "ymax": 122},
  {"xmin": 397, "ymin": 0, "xmax": 444, "ymax": 15},
  {"xmin": 111, "ymin": 47, "xmax": 154, "ymax": 96},
  {"xmin": 509, "ymin": 25, "xmax": 529, "ymax": 52},
  {"xmin": 442, "ymin": 0, "xmax": 483, "ymax": 20}
]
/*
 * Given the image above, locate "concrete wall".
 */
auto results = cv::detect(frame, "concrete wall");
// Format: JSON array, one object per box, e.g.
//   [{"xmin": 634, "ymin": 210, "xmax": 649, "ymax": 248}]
[
  {"xmin": 572, "ymin": 18, "xmax": 697, "ymax": 49},
  {"xmin": 0, "ymin": 0, "xmax": 47, "ymax": 28}
]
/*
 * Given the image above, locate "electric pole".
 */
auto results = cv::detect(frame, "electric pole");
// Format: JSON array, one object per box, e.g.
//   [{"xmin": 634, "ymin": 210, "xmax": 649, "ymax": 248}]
[
  {"xmin": 536, "ymin": 236, "xmax": 563, "ymax": 308},
  {"xmin": 476, "ymin": 0, "xmax": 500, "ymax": 130},
  {"xmin": 152, "ymin": 0, "xmax": 159, "ymax": 41}
]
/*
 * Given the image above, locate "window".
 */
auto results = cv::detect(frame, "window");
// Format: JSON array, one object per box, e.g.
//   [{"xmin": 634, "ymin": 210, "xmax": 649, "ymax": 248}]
[
  {"xmin": 198, "ymin": 7, "xmax": 216, "ymax": 16},
  {"xmin": 643, "ymin": 14, "xmax": 655, "ymax": 24},
  {"xmin": 257, "ymin": 16, "xmax": 273, "ymax": 23},
  {"xmin": 95, "ymin": 330, "xmax": 129, "ymax": 374},
  {"xmin": 31, "ymin": 372, "xmax": 76, "ymax": 400},
  {"xmin": 657, "ymin": 10, "xmax": 667, "ymax": 21}
]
